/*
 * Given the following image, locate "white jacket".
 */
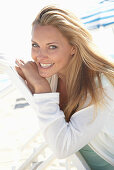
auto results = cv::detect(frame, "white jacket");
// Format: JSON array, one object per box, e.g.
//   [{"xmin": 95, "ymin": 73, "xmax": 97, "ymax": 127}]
[{"xmin": 33, "ymin": 74, "xmax": 114, "ymax": 166}]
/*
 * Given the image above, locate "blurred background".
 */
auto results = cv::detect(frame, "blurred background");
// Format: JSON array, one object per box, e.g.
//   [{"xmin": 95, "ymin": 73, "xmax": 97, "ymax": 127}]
[
  {"xmin": 0, "ymin": 0, "xmax": 113, "ymax": 61},
  {"xmin": 0, "ymin": 0, "xmax": 114, "ymax": 92}
]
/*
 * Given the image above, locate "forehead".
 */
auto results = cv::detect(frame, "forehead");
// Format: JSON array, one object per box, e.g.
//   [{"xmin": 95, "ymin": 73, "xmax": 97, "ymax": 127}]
[{"xmin": 32, "ymin": 25, "xmax": 68, "ymax": 43}]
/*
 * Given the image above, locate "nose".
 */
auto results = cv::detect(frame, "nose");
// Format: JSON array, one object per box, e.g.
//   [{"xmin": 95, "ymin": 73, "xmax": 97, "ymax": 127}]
[
  {"xmin": 37, "ymin": 50, "xmax": 48, "ymax": 59},
  {"xmin": 32, "ymin": 48, "xmax": 48, "ymax": 61}
]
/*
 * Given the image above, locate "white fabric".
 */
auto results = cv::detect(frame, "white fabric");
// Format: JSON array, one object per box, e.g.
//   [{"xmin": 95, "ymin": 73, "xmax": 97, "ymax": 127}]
[
  {"xmin": 1, "ymin": 55, "xmax": 113, "ymax": 165},
  {"xmin": 32, "ymin": 75, "xmax": 114, "ymax": 165}
]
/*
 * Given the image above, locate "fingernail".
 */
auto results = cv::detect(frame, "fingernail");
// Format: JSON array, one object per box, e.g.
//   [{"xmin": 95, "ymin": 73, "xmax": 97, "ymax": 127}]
[{"xmin": 15, "ymin": 59, "xmax": 18, "ymax": 65}]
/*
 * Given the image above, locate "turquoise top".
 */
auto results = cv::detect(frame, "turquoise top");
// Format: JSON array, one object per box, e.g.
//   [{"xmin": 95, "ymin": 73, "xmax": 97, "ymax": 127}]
[{"xmin": 79, "ymin": 145, "xmax": 114, "ymax": 170}]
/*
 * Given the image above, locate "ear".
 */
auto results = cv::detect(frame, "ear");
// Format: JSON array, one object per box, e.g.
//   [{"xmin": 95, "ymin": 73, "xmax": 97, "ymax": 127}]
[{"xmin": 71, "ymin": 46, "xmax": 77, "ymax": 56}]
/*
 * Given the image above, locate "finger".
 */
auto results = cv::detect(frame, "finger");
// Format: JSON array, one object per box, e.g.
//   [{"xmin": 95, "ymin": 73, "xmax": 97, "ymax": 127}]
[
  {"xmin": 20, "ymin": 59, "xmax": 25, "ymax": 64},
  {"xmin": 15, "ymin": 66, "xmax": 26, "ymax": 80},
  {"xmin": 15, "ymin": 59, "xmax": 24, "ymax": 67},
  {"xmin": 30, "ymin": 61, "xmax": 39, "ymax": 71}
]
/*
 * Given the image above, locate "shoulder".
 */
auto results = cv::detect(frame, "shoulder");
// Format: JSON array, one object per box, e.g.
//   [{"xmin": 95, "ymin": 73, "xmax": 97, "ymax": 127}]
[{"xmin": 71, "ymin": 75, "xmax": 114, "ymax": 121}]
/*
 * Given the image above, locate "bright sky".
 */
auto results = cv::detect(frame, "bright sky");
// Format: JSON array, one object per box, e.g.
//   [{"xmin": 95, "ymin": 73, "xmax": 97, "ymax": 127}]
[{"xmin": 0, "ymin": 0, "xmax": 113, "ymax": 62}]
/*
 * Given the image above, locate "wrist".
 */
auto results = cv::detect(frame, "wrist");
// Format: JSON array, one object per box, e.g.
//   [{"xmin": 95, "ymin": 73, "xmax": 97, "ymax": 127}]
[
  {"xmin": 34, "ymin": 90, "xmax": 52, "ymax": 94},
  {"xmin": 34, "ymin": 85, "xmax": 52, "ymax": 94}
]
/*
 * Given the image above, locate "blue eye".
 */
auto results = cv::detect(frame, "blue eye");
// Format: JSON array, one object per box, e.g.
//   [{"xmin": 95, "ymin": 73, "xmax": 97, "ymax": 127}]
[
  {"xmin": 49, "ymin": 45, "xmax": 57, "ymax": 49},
  {"xmin": 32, "ymin": 43, "xmax": 39, "ymax": 47}
]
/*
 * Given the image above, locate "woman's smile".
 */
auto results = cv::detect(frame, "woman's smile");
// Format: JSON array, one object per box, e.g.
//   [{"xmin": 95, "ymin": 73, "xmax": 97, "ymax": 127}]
[
  {"xmin": 39, "ymin": 63, "xmax": 54, "ymax": 69},
  {"xmin": 31, "ymin": 25, "xmax": 75, "ymax": 78}
]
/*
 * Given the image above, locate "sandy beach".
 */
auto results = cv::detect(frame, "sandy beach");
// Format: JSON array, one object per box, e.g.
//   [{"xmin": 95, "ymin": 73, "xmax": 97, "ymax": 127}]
[
  {"xmin": 0, "ymin": 84, "xmax": 39, "ymax": 169},
  {"xmin": 0, "ymin": 84, "xmax": 71, "ymax": 170}
]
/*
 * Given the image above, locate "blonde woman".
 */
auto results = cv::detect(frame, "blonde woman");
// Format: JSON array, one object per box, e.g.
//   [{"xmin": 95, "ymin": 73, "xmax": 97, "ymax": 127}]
[{"xmin": 16, "ymin": 6, "xmax": 114, "ymax": 170}]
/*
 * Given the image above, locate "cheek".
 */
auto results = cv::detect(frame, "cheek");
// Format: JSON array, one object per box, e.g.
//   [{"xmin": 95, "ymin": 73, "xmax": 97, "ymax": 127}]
[
  {"xmin": 53, "ymin": 49, "xmax": 71, "ymax": 64},
  {"xmin": 61, "ymin": 49, "xmax": 72, "ymax": 63}
]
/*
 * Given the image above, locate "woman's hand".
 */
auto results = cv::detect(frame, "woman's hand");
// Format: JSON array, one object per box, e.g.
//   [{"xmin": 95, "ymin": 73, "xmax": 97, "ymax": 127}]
[{"xmin": 15, "ymin": 59, "xmax": 51, "ymax": 94}]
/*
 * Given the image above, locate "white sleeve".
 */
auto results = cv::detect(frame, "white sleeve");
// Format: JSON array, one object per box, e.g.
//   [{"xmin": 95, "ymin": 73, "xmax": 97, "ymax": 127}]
[{"xmin": 33, "ymin": 85, "xmax": 114, "ymax": 159}]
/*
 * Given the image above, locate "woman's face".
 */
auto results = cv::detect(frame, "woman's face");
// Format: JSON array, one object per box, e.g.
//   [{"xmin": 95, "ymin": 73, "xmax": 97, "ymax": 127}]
[{"xmin": 31, "ymin": 25, "xmax": 75, "ymax": 78}]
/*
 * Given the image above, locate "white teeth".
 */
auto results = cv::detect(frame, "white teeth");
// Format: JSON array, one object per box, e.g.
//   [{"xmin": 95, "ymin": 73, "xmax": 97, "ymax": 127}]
[{"xmin": 40, "ymin": 63, "xmax": 53, "ymax": 68}]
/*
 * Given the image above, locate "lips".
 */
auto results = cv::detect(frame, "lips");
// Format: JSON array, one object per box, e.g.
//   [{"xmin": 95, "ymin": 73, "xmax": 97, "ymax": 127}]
[{"xmin": 39, "ymin": 63, "xmax": 54, "ymax": 69}]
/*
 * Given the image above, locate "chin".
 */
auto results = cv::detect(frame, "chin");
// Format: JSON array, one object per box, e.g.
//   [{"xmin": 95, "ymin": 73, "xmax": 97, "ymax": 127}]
[{"xmin": 39, "ymin": 72, "xmax": 53, "ymax": 78}]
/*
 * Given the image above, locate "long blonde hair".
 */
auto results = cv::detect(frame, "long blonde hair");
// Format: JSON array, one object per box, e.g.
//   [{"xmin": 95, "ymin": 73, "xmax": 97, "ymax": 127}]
[{"xmin": 32, "ymin": 5, "xmax": 114, "ymax": 122}]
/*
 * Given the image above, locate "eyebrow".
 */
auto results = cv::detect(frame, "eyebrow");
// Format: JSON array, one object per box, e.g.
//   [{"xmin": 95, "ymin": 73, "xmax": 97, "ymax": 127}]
[
  {"xmin": 47, "ymin": 42, "xmax": 59, "ymax": 45},
  {"xmin": 31, "ymin": 40, "xmax": 59, "ymax": 45}
]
